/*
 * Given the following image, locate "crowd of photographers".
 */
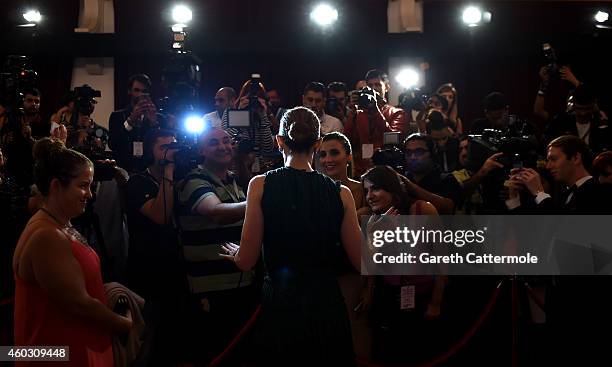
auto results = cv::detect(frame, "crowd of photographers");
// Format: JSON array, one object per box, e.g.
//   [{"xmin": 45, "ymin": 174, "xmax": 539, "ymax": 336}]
[{"xmin": 2, "ymin": 62, "xmax": 612, "ymax": 365}]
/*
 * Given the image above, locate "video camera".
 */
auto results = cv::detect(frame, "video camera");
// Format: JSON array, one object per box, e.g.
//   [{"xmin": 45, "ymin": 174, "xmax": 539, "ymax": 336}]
[
  {"xmin": 0, "ymin": 55, "xmax": 38, "ymax": 110},
  {"xmin": 325, "ymin": 96, "xmax": 340, "ymax": 116},
  {"xmin": 372, "ymin": 146, "xmax": 405, "ymax": 174},
  {"xmin": 468, "ymin": 126, "xmax": 538, "ymax": 173},
  {"xmin": 73, "ymin": 84, "xmax": 101, "ymax": 116}
]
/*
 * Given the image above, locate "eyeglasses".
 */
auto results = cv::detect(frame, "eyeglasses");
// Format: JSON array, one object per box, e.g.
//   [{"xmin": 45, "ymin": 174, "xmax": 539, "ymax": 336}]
[{"xmin": 404, "ymin": 148, "xmax": 429, "ymax": 157}]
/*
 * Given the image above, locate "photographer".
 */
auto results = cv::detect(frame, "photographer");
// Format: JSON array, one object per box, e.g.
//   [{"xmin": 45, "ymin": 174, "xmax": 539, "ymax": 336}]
[
  {"xmin": 326, "ymin": 82, "xmax": 350, "ymax": 124},
  {"xmin": 437, "ymin": 83, "xmax": 463, "ymax": 135},
  {"xmin": 176, "ymin": 127, "xmax": 254, "ymax": 360},
  {"xmin": 416, "ymin": 94, "xmax": 449, "ymax": 134},
  {"xmin": 221, "ymin": 77, "xmax": 275, "ymax": 172},
  {"xmin": 50, "ymin": 91, "xmax": 76, "ymax": 130},
  {"xmin": 344, "ymin": 86, "xmax": 389, "ymax": 176},
  {"xmin": 365, "ymin": 69, "xmax": 407, "ymax": 135},
  {"xmin": 124, "ymin": 128, "xmax": 184, "ymax": 364},
  {"xmin": 541, "ymin": 83, "xmax": 611, "ymax": 154},
  {"xmin": 66, "ymin": 85, "xmax": 108, "ymax": 153},
  {"xmin": 427, "ymin": 110, "xmax": 459, "ymax": 173},
  {"xmin": 22, "ymin": 88, "xmax": 49, "ymax": 140},
  {"xmin": 109, "ymin": 74, "xmax": 163, "ymax": 173},
  {"xmin": 402, "ymin": 133, "xmax": 461, "ymax": 214}
]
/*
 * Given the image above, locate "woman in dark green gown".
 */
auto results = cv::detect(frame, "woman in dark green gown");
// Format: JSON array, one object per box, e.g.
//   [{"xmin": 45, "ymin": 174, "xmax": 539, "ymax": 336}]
[{"xmin": 223, "ymin": 107, "xmax": 362, "ymax": 366}]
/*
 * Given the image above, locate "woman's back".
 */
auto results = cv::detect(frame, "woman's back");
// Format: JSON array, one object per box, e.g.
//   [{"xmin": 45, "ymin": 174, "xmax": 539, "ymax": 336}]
[
  {"xmin": 261, "ymin": 166, "xmax": 344, "ymax": 275},
  {"xmin": 257, "ymin": 166, "xmax": 355, "ymax": 365}
]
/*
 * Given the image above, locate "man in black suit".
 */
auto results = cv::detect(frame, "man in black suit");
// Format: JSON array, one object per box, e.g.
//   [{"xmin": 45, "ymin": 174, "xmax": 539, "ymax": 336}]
[
  {"xmin": 545, "ymin": 85, "xmax": 612, "ymax": 155},
  {"xmin": 505, "ymin": 135, "xmax": 611, "ymax": 213},
  {"xmin": 506, "ymin": 135, "xmax": 612, "ymax": 364},
  {"xmin": 109, "ymin": 74, "xmax": 164, "ymax": 173}
]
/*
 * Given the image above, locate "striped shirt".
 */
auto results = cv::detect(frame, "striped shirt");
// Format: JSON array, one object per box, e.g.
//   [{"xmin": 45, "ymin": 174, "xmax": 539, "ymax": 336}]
[{"xmin": 176, "ymin": 166, "xmax": 253, "ymax": 295}]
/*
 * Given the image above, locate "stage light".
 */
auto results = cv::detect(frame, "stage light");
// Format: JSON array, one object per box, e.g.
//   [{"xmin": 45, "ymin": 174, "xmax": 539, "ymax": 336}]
[
  {"xmin": 395, "ymin": 68, "xmax": 420, "ymax": 89},
  {"xmin": 462, "ymin": 6, "xmax": 491, "ymax": 28},
  {"xmin": 172, "ymin": 5, "xmax": 192, "ymax": 25},
  {"xmin": 462, "ymin": 6, "xmax": 482, "ymax": 27},
  {"xmin": 185, "ymin": 115, "xmax": 205, "ymax": 134},
  {"xmin": 595, "ymin": 11, "xmax": 609, "ymax": 23},
  {"xmin": 310, "ymin": 3, "xmax": 338, "ymax": 27},
  {"xmin": 23, "ymin": 10, "xmax": 42, "ymax": 24}
]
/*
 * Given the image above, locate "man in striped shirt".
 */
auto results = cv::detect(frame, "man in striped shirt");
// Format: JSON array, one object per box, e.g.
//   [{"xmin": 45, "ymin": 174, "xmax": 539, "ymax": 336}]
[{"xmin": 176, "ymin": 127, "xmax": 256, "ymax": 359}]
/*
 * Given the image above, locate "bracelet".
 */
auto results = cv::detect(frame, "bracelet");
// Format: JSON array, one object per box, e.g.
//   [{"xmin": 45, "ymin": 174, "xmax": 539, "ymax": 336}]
[{"xmin": 162, "ymin": 177, "xmax": 174, "ymax": 183}]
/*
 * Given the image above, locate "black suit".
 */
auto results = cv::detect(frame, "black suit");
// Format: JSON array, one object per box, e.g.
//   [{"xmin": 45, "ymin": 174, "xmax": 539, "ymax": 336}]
[
  {"xmin": 535, "ymin": 177, "xmax": 612, "ymax": 214},
  {"xmin": 546, "ymin": 113, "xmax": 612, "ymax": 154},
  {"xmin": 108, "ymin": 108, "xmax": 165, "ymax": 173},
  {"xmin": 532, "ymin": 178, "xmax": 612, "ymax": 363}
]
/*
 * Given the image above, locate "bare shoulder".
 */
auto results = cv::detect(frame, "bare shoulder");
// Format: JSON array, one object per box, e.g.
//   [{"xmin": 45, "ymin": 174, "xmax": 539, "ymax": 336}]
[
  {"xmin": 248, "ymin": 174, "xmax": 266, "ymax": 191},
  {"xmin": 339, "ymin": 185, "xmax": 356, "ymax": 207},
  {"xmin": 14, "ymin": 218, "xmax": 70, "ymax": 277},
  {"xmin": 411, "ymin": 200, "xmax": 438, "ymax": 215}
]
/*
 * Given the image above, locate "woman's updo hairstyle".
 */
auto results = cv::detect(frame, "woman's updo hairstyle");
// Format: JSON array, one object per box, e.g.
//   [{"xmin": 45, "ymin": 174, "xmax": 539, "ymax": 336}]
[
  {"xmin": 279, "ymin": 107, "xmax": 321, "ymax": 153},
  {"xmin": 33, "ymin": 138, "xmax": 93, "ymax": 196}
]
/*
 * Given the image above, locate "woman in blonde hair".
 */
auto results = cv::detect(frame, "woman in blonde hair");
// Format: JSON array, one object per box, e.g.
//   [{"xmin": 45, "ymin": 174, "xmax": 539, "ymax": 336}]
[{"xmin": 222, "ymin": 107, "xmax": 362, "ymax": 365}]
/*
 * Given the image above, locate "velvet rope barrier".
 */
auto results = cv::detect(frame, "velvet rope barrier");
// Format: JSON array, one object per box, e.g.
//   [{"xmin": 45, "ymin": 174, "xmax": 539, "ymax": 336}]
[
  {"xmin": 357, "ymin": 279, "xmax": 504, "ymax": 367},
  {"xmin": 207, "ymin": 280, "xmax": 504, "ymax": 367},
  {"xmin": 208, "ymin": 305, "xmax": 262, "ymax": 367}
]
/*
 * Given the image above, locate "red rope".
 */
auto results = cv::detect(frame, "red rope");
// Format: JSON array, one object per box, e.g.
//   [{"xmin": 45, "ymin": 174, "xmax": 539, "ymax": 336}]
[
  {"xmin": 0, "ymin": 297, "xmax": 14, "ymax": 307},
  {"xmin": 206, "ymin": 280, "xmax": 504, "ymax": 367},
  {"xmin": 208, "ymin": 305, "xmax": 262, "ymax": 367},
  {"xmin": 357, "ymin": 280, "xmax": 504, "ymax": 367},
  {"xmin": 523, "ymin": 281, "xmax": 546, "ymax": 312}
]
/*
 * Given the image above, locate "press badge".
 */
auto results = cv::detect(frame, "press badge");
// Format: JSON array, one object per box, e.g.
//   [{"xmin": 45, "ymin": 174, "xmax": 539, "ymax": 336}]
[
  {"xmin": 400, "ymin": 285, "xmax": 415, "ymax": 310},
  {"xmin": 133, "ymin": 141, "xmax": 144, "ymax": 157}
]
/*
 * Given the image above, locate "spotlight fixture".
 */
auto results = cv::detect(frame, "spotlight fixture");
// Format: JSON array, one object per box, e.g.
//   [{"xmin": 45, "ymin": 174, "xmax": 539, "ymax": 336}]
[
  {"xmin": 310, "ymin": 3, "xmax": 339, "ymax": 27},
  {"xmin": 185, "ymin": 115, "xmax": 205, "ymax": 134},
  {"xmin": 172, "ymin": 4, "xmax": 192, "ymax": 25},
  {"xmin": 395, "ymin": 68, "xmax": 420, "ymax": 89},
  {"xmin": 462, "ymin": 6, "xmax": 491, "ymax": 28},
  {"xmin": 23, "ymin": 10, "xmax": 42, "ymax": 23},
  {"xmin": 595, "ymin": 11, "xmax": 609, "ymax": 23}
]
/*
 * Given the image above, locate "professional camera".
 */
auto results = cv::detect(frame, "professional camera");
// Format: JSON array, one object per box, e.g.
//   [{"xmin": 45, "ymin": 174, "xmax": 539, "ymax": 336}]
[
  {"xmin": 398, "ymin": 87, "xmax": 428, "ymax": 112},
  {"xmin": 73, "ymin": 84, "xmax": 101, "ymax": 116},
  {"xmin": 468, "ymin": 127, "xmax": 538, "ymax": 173},
  {"xmin": 0, "ymin": 55, "xmax": 38, "ymax": 109},
  {"xmin": 542, "ymin": 43, "xmax": 560, "ymax": 79},
  {"xmin": 248, "ymin": 74, "xmax": 264, "ymax": 112},
  {"xmin": 159, "ymin": 141, "xmax": 201, "ymax": 181},
  {"xmin": 356, "ymin": 86, "xmax": 377, "ymax": 110},
  {"xmin": 372, "ymin": 147, "xmax": 405, "ymax": 174},
  {"xmin": 325, "ymin": 96, "xmax": 340, "ymax": 116}
]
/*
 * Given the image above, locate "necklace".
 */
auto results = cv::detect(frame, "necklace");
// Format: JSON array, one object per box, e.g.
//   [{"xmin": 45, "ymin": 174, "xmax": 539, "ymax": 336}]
[
  {"xmin": 39, "ymin": 207, "xmax": 69, "ymax": 228},
  {"xmin": 39, "ymin": 207, "xmax": 88, "ymax": 245}
]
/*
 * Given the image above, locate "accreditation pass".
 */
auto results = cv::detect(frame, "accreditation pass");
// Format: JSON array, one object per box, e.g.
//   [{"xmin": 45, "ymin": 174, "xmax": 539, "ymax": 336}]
[{"xmin": 0, "ymin": 346, "xmax": 69, "ymax": 361}]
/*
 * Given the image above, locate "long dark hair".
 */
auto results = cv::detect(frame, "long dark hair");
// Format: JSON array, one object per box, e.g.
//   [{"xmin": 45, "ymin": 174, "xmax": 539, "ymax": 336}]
[{"xmin": 361, "ymin": 165, "xmax": 415, "ymax": 214}]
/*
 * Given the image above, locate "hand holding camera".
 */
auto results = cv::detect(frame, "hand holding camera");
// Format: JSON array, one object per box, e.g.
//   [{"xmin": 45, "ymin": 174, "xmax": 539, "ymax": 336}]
[
  {"xmin": 129, "ymin": 95, "xmax": 156, "ymax": 126},
  {"xmin": 559, "ymin": 66, "xmax": 580, "ymax": 87}
]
